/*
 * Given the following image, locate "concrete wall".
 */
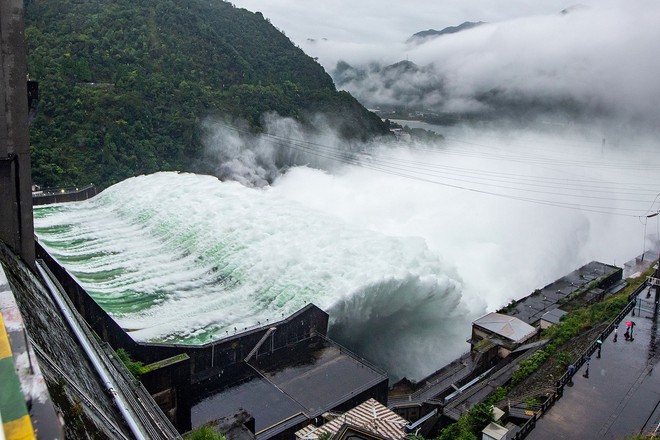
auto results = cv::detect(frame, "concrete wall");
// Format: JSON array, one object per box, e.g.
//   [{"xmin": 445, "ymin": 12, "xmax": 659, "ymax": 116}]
[
  {"xmin": 36, "ymin": 241, "xmax": 331, "ymax": 431},
  {"xmin": 1, "ymin": 244, "xmax": 134, "ymax": 438},
  {"xmin": 37, "ymin": 240, "xmax": 329, "ymax": 372},
  {"xmin": 0, "ymin": 0, "xmax": 35, "ymax": 266},
  {"xmin": 32, "ymin": 185, "xmax": 98, "ymax": 205},
  {"xmin": 598, "ymin": 265, "xmax": 623, "ymax": 289},
  {"xmin": 141, "ymin": 355, "xmax": 192, "ymax": 432}
]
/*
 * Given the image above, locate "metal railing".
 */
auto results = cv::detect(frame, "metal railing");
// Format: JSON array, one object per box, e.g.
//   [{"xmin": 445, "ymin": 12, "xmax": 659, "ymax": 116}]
[
  {"xmin": 32, "ymin": 184, "xmax": 95, "ymax": 196},
  {"xmin": 37, "ymin": 260, "xmax": 181, "ymax": 439},
  {"xmin": 511, "ymin": 281, "xmax": 648, "ymax": 440}
]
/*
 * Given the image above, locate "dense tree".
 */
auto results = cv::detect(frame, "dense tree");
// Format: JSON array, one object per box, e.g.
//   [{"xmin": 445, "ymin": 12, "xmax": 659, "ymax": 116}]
[{"xmin": 25, "ymin": 0, "xmax": 389, "ymax": 188}]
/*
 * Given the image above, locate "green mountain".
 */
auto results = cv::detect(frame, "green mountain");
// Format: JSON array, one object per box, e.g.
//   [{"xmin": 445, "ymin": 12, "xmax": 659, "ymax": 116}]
[
  {"xmin": 24, "ymin": 0, "xmax": 388, "ymax": 189},
  {"xmin": 406, "ymin": 21, "xmax": 485, "ymax": 44}
]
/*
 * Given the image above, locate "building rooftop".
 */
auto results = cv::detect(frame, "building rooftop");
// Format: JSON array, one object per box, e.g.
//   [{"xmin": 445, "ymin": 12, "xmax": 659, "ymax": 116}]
[
  {"xmin": 295, "ymin": 398, "xmax": 408, "ymax": 440},
  {"xmin": 191, "ymin": 337, "xmax": 388, "ymax": 439},
  {"xmin": 192, "ymin": 372, "xmax": 308, "ymax": 434},
  {"xmin": 540, "ymin": 308, "xmax": 567, "ymax": 325},
  {"xmin": 473, "ymin": 312, "xmax": 536, "ymax": 343},
  {"xmin": 259, "ymin": 342, "xmax": 386, "ymax": 414},
  {"xmin": 502, "ymin": 261, "xmax": 621, "ymax": 324}
]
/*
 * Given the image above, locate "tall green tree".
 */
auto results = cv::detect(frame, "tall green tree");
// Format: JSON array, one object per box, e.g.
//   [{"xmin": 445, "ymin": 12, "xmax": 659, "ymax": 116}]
[{"xmin": 25, "ymin": 0, "xmax": 388, "ymax": 189}]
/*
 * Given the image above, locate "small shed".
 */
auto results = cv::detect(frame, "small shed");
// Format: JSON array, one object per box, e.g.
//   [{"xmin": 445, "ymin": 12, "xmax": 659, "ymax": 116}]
[{"xmin": 539, "ymin": 308, "xmax": 567, "ymax": 329}]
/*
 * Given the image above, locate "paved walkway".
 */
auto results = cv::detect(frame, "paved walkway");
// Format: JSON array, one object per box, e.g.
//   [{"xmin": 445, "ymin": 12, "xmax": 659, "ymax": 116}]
[{"xmin": 528, "ymin": 294, "xmax": 660, "ymax": 439}]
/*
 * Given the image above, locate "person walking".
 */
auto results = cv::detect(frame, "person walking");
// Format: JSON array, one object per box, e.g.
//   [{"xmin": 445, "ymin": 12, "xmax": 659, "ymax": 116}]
[
  {"xmin": 583, "ymin": 355, "xmax": 590, "ymax": 378},
  {"xmin": 567, "ymin": 364, "xmax": 576, "ymax": 385}
]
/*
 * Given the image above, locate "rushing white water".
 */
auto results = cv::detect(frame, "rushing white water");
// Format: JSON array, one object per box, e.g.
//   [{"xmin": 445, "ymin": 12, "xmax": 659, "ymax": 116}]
[
  {"xmin": 33, "ymin": 122, "xmax": 660, "ymax": 380},
  {"xmin": 34, "ymin": 172, "xmax": 473, "ymax": 379}
]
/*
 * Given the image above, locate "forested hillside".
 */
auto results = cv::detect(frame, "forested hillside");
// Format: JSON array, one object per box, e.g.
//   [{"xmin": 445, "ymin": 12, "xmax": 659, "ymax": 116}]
[{"xmin": 24, "ymin": 0, "xmax": 388, "ymax": 188}]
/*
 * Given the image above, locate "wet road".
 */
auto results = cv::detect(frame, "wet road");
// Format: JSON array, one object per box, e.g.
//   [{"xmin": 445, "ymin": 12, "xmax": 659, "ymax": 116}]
[{"xmin": 528, "ymin": 294, "xmax": 660, "ymax": 439}]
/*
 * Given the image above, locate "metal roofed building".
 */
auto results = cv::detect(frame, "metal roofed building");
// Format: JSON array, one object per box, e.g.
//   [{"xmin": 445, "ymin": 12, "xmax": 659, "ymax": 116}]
[
  {"xmin": 295, "ymin": 398, "xmax": 409, "ymax": 440},
  {"xmin": 470, "ymin": 312, "xmax": 538, "ymax": 359},
  {"xmin": 539, "ymin": 308, "xmax": 568, "ymax": 330}
]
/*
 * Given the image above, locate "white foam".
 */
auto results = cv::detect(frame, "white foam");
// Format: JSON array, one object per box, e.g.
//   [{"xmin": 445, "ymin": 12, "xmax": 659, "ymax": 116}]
[{"xmin": 35, "ymin": 172, "xmax": 472, "ymax": 379}]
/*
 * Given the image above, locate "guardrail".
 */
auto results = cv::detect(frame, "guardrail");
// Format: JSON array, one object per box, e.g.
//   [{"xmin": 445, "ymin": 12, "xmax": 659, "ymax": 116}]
[
  {"xmin": 316, "ymin": 333, "xmax": 389, "ymax": 378},
  {"xmin": 511, "ymin": 281, "xmax": 648, "ymax": 440},
  {"xmin": 32, "ymin": 184, "xmax": 97, "ymax": 205}
]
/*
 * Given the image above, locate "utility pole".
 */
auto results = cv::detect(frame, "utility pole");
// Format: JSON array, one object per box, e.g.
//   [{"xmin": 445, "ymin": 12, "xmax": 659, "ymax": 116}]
[
  {"xmin": 647, "ymin": 254, "xmax": 660, "ymax": 320},
  {"xmin": 655, "ymin": 254, "xmax": 660, "ymax": 317},
  {"xmin": 0, "ymin": 0, "xmax": 35, "ymax": 268}
]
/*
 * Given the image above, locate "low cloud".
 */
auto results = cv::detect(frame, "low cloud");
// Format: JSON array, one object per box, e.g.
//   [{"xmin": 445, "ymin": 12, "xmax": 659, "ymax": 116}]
[
  {"xmin": 201, "ymin": 113, "xmax": 382, "ymax": 187},
  {"xmin": 296, "ymin": 2, "xmax": 660, "ymax": 130}
]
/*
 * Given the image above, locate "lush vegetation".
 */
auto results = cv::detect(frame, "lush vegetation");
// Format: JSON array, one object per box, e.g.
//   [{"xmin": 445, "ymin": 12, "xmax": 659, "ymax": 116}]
[
  {"xmin": 435, "ymin": 402, "xmax": 494, "ymax": 440},
  {"xmin": 24, "ymin": 0, "xmax": 388, "ymax": 189},
  {"xmin": 510, "ymin": 271, "xmax": 646, "ymax": 386},
  {"xmin": 184, "ymin": 425, "xmax": 226, "ymax": 440},
  {"xmin": 431, "ymin": 271, "xmax": 650, "ymax": 440},
  {"xmin": 115, "ymin": 348, "xmax": 145, "ymax": 379}
]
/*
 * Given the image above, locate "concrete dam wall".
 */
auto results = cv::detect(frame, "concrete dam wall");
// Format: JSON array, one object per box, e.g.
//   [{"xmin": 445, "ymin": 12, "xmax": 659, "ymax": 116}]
[
  {"xmin": 1, "ymin": 243, "xmax": 137, "ymax": 439},
  {"xmin": 35, "ymin": 241, "xmax": 332, "ymax": 433}
]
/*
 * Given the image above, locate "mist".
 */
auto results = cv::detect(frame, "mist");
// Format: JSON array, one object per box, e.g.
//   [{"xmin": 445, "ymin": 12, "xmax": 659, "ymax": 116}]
[
  {"xmin": 230, "ymin": 0, "xmax": 660, "ymax": 133},
  {"xmin": 198, "ymin": 111, "xmax": 660, "ymax": 380},
  {"xmin": 185, "ymin": 0, "xmax": 660, "ymax": 379}
]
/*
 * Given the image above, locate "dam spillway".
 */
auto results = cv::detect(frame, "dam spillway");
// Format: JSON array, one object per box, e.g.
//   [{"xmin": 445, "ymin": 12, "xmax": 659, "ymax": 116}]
[{"xmin": 33, "ymin": 172, "xmax": 471, "ymax": 379}]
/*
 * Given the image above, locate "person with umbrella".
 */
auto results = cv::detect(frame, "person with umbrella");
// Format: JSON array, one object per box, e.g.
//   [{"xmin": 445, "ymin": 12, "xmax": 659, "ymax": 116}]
[
  {"xmin": 623, "ymin": 321, "xmax": 632, "ymax": 341},
  {"xmin": 628, "ymin": 321, "xmax": 636, "ymax": 340}
]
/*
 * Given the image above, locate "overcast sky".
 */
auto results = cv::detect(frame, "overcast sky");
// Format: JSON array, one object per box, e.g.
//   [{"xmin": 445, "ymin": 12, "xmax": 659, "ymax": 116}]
[{"xmin": 231, "ymin": 0, "xmax": 572, "ymax": 46}]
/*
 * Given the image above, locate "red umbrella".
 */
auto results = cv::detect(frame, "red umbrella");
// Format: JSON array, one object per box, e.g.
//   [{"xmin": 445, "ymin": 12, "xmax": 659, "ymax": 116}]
[{"xmin": 626, "ymin": 321, "xmax": 632, "ymax": 327}]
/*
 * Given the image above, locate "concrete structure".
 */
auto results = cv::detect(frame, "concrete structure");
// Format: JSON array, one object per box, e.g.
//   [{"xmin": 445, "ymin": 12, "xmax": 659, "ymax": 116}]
[
  {"xmin": 32, "ymin": 184, "xmax": 98, "ymax": 205},
  {"xmin": 538, "ymin": 308, "xmax": 567, "ymax": 330},
  {"xmin": 0, "ymin": 0, "xmax": 35, "ymax": 267},
  {"xmin": 195, "ymin": 337, "xmax": 388, "ymax": 439},
  {"xmin": 482, "ymin": 422, "xmax": 509, "ymax": 440},
  {"xmin": 35, "ymin": 240, "xmax": 388, "ymax": 437},
  {"xmin": 1, "ymin": 242, "xmax": 182, "ymax": 438},
  {"xmin": 499, "ymin": 261, "xmax": 622, "ymax": 325},
  {"xmin": 295, "ymin": 398, "xmax": 408, "ymax": 440}
]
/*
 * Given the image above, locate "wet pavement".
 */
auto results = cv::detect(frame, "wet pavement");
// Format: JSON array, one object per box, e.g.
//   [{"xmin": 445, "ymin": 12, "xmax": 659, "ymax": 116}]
[{"xmin": 528, "ymin": 292, "xmax": 660, "ymax": 439}]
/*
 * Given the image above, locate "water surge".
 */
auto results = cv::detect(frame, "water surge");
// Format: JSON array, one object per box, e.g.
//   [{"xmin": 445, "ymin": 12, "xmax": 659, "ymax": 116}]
[{"xmin": 34, "ymin": 172, "xmax": 471, "ymax": 379}]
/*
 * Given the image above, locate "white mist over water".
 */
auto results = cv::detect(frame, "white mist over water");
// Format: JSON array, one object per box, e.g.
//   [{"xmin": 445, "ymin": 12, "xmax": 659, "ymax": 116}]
[
  {"xmin": 34, "ymin": 172, "xmax": 471, "ymax": 379},
  {"xmin": 34, "ymin": 122, "xmax": 660, "ymax": 380}
]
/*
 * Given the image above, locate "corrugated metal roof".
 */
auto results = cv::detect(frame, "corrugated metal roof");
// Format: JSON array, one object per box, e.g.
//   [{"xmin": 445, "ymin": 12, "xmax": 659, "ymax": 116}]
[
  {"xmin": 473, "ymin": 312, "xmax": 536, "ymax": 343},
  {"xmin": 295, "ymin": 399, "xmax": 408, "ymax": 440}
]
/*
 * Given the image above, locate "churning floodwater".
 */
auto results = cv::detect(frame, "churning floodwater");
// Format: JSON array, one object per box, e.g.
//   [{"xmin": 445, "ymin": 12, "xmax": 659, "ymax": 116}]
[
  {"xmin": 34, "ymin": 172, "xmax": 472, "ymax": 379},
  {"xmin": 33, "ymin": 125, "xmax": 660, "ymax": 380}
]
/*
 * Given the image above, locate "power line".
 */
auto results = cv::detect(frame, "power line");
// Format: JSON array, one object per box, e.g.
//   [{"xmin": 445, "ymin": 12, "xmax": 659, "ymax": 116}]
[{"xmin": 213, "ymin": 122, "xmax": 659, "ymax": 217}]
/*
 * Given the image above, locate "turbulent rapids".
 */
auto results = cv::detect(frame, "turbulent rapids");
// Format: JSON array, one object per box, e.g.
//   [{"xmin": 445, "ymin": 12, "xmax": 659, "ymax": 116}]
[{"xmin": 33, "ymin": 172, "xmax": 472, "ymax": 379}]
